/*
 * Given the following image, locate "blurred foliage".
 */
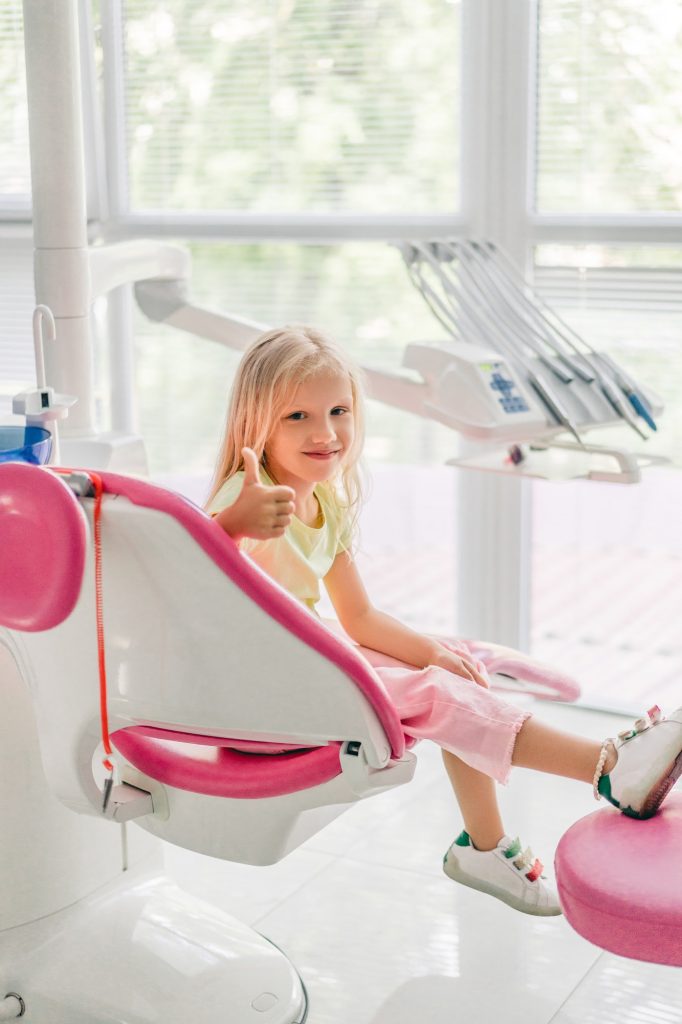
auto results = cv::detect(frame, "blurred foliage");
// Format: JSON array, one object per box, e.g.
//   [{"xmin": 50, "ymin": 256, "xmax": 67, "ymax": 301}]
[
  {"xmin": 537, "ymin": 0, "xmax": 682, "ymax": 212},
  {"xmin": 121, "ymin": 0, "xmax": 461, "ymax": 212}
]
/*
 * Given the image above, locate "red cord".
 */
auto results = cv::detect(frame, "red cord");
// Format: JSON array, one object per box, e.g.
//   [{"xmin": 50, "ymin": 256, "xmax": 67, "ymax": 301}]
[{"xmin": 51, "ymin": 468, "xmax": 113, "ymax": 773}]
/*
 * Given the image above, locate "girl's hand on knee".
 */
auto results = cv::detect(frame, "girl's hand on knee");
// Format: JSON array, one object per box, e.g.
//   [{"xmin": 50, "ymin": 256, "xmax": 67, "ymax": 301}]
[
  {"xmin": 432, "ymin": 648, "xmax": 490, "ymax": 688},
  {"xmin": 217, "ymin": 447, "xmax": 296, "ymax": 541}
]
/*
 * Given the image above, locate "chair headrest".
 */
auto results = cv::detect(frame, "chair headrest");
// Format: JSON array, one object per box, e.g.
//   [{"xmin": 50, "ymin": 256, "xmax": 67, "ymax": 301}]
[{"xmin": 0, "ymin": 463, "xmax": 87, "ymax": 631}]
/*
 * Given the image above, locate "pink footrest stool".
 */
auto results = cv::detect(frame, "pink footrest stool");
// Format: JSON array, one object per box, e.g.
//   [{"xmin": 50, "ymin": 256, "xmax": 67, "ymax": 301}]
[{"xmin": 555, "ymin": 792, "xmax": 682, "ymax": 966}]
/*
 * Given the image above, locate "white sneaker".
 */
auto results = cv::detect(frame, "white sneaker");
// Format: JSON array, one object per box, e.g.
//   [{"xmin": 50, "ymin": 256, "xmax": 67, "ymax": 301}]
[
  {"xmin": 597, "ymin": 705, "xmax": 682, "ymax": 819},
  {"xmin": 442, "ymin": 831, "xmax": 562, "ymax": 916}
]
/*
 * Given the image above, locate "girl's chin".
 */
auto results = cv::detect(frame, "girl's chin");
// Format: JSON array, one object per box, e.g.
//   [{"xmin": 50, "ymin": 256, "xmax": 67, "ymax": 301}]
[{"xmin": 300, "ymin": 457, "xmax": 341, "ymax": 478}]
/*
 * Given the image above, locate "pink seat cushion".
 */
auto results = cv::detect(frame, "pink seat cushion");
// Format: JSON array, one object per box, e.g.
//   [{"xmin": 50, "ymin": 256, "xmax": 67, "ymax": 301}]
[
  {"xmin": 0, "ymin": 464, "xmax": 87, "ymax": 631},
  {"xmin": 112, "ymin": 726, "xmax": 346, "ymax": 799},
  {"xmin": 555, "ymin": 793, "xmax": 682, "ymax": 966}
]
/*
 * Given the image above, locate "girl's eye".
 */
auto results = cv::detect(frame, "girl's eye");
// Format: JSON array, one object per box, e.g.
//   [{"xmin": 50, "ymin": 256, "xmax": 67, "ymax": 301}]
[
  {"xmin": 287, "ymin": 411, "xmax": 305, "ymax": 421},
  {"xmin": 331, "ymin": 407, "xmax": 348, "ymax": 416}
]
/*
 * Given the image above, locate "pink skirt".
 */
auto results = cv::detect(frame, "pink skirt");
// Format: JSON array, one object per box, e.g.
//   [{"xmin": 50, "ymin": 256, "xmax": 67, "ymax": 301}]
[{"xmin": 355, "ymin": 638, "xmax": 531, "ymax": 785}]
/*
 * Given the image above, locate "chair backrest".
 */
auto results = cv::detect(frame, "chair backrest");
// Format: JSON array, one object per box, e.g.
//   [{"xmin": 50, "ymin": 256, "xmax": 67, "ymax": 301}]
[{"xmin": 0, "ymin": 464, "xmax": 404, "ymax": 816}]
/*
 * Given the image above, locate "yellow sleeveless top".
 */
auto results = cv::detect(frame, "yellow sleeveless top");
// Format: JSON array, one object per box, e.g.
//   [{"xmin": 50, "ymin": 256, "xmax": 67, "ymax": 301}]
[{"xmin": 207, "ymin": 467, "xmax": 353, "ymax": 614}]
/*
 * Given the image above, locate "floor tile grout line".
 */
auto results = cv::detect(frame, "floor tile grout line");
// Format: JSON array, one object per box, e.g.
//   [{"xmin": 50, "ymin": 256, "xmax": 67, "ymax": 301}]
[
  {"xmin": 249, "ymin": 848, "xmax": 351, "ymax": 930},
  {"xmin": 546, "ymin": 948, "xmax": 606, "ymax": 1024}
]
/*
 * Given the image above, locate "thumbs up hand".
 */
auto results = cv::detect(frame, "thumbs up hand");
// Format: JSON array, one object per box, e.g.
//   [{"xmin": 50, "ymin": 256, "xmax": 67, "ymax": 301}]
[{"xmin": 215, "ymin": 447, "xmax": 296, "ymax": 541}]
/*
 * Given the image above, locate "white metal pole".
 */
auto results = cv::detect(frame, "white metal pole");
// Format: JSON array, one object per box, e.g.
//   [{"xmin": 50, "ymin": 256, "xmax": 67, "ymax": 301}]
[
  {"xmin": 456, "ymin": 0, "xmax": 534, "ymax": 648},
  {"xmin": 22, "ymin": 0, "xmax": 95, "ymax": 436}
]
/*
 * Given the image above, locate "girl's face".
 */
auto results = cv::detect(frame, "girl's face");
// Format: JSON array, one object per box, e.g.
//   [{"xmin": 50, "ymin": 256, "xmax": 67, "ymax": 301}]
[{"xmin": 264, "ymin": 369, "xmax": 355, "ymax": 488}]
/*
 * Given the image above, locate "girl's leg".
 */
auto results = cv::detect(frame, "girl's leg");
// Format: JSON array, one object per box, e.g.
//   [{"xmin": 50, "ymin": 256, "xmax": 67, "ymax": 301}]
[
  {"xmin": 442, "ymin": 751, "xmax": 505, "ymax": 851},
  {"xmin": 334, "ymin": 633, "xmax": 517, "ymax": 851},
  {"xmin": 511, "ymin": 716, "xmax": 617, "ymax": 780},
  {"xmin": 442, "ymin": 719, "xmax": 620, "ymax": 851}
]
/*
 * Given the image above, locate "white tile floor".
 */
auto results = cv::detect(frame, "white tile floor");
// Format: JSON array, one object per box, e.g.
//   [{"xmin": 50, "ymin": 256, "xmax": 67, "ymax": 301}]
[{"xmin": 163, "ymin": 700, "xmax": 682, "ymax": 1024}]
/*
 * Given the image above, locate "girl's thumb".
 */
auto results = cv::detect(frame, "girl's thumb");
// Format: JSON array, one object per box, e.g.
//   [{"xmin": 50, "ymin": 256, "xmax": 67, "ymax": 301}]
[{"xmin": 241, "ymin": 447, "xmax": 261, "ymax": 485}]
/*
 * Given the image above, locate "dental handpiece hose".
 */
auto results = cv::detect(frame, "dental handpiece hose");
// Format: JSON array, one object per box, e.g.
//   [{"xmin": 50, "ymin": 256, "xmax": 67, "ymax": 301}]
[{"xmin": 423, "ymin": 243, "xmax": 584, "ymax": 445}]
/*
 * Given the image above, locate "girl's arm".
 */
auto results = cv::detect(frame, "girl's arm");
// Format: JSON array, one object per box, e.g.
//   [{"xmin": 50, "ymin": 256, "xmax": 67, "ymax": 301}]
[{"xmin": 324, "ymin": 551, "xmax": 488, "ymax": 686}]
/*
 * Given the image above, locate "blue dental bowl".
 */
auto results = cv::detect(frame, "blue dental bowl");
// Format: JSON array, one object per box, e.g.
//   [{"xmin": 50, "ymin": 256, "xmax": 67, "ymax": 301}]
[{"xmin": 0, "ymin": 425, "xmax": 53, "ymax": 465}]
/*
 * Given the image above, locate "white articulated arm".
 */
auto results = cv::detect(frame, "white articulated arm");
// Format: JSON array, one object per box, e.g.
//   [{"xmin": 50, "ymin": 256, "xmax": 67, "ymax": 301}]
[{"xmin": 133, "ymin": 275, "xmax": 446, "ymax": 428}]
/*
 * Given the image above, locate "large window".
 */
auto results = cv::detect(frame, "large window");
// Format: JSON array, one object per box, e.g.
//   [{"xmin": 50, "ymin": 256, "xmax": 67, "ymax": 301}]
[
  {"xmin": 529, "ymin": 247, "xmax": 682, "ymax": 711},
  {"xmin": 119, "ymin": 0, "xmax": 462, "ymax": 215},
  {"xmin": 530, "ymin": 2, "xmax": 682, "ymax": 711}
]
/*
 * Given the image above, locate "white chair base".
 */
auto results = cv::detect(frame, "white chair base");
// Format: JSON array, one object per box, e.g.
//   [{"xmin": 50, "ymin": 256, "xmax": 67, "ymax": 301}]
[
  {"xmin": 1, "ymin": 863, "xmax": 307, "ymax": 1024},
  {"xmin": 0, "ymin": 644, "xmax": 307, "ymax": 1023}
]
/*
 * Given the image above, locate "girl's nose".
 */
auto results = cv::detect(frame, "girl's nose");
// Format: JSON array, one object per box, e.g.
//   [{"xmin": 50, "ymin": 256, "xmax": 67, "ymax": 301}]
[{"xmin": 310, "ymin": 419, "xmax": 337, "ymax": 443}]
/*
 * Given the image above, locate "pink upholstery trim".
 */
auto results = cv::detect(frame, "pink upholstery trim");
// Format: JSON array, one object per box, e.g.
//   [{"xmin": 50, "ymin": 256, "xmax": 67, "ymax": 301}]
[
  {"xmin": 481, "ymin": 653, "xmax": 580, "ymax": 702},
  {"xmin": 127, "ymin": 724, "xmax": 309, "ymax": 754},
  {"xmin": 0, "ymin": 464, "xmax": 87, "ymax": 631},
  {"xmin": 555, "ymin": 793, "xmax": 682, "ymax": 966},
  {"xmin": 98, "ymin": 471, "xmax": 405, "ymax": 759},
  {"xmin": 112, "ymin": 727, "xmax": 342, "ymax": 799},
  {"xmin": 433, "ymin": 635, "xmax": 581, "ymax": 703}
]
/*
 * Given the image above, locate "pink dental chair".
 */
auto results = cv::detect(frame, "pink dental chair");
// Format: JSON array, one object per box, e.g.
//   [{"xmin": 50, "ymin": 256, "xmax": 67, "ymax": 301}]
[{"xmin": 0, "ymin": 460, "xmax": 582, "ymax": 1023}]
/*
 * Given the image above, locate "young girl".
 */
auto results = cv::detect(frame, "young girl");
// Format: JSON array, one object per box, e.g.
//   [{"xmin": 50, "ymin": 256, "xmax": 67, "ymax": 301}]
[{"xmin": 207, "ymin": 324, "xmax": 682, "ymax": 917}]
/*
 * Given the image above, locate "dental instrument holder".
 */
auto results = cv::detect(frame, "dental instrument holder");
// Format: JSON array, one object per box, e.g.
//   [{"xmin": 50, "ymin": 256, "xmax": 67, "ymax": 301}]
[
  {"xmin": 399, "ymin": 241, "xmax": 665, "ymax": 485},
  {"xmin": 403, "ymin": 341, "xmax": 664, "ymax": 484},
  {"xmin": 12, "ymin": 306, "xmax": 77, "ymax": 466}
]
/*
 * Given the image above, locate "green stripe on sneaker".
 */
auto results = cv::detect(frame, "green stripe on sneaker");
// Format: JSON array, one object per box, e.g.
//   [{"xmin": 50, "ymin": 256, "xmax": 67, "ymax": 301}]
[
  {"xmin": 454, "ymin": 830, "xmax": 471, "ymax": 847},
  {"xmin": 597, "ymin": 773, "xmax": 621, "ymax": 808},
  {"xmin": 504, "ymin": 837, "xmax": 521, "ymax": 859}
]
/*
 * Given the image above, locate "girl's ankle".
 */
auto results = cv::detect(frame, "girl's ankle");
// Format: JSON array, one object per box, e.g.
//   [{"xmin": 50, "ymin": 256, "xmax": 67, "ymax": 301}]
[{"xmin": 469, "ymin": 833, "xmax": 503, "ymax": 852}]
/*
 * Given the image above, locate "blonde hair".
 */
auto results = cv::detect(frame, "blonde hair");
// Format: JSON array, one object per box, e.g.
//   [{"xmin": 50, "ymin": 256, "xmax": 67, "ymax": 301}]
[{"xmin": 207, "ymin": 325, "xmax": 367, "ymax": 550}]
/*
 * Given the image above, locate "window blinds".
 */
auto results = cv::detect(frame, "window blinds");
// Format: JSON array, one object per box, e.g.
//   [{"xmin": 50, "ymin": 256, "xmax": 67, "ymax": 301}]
[
  {"xmin": 118, "ymin": 0, "xmax": 461, "ymax": 214},
  {"xmin": 0, "ymin": 244, "xmax": 36, "ymax": 422},
  {"xmin": 534, "ymin": 262, "xmax": 682, "ymax": 313},
  {"xmin": 533, "ymin": 248, "xmax": 682, "ymax": 465},
  {"xmin": 0, "ymin": 0, "xmax": 31, "ymax": 205},
  {"xmin": 535, "ymin": 0, "xmax": 682, "ymax": 213}
]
